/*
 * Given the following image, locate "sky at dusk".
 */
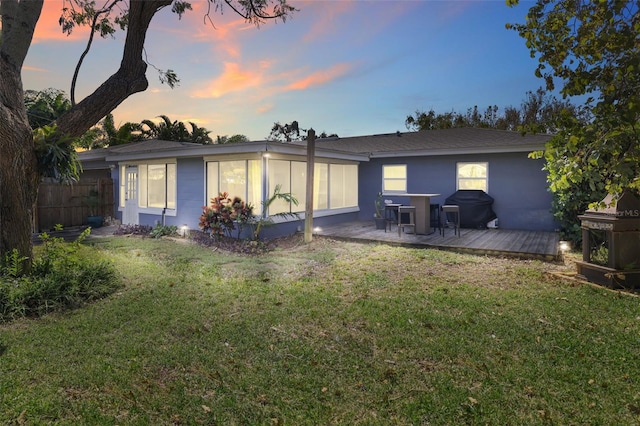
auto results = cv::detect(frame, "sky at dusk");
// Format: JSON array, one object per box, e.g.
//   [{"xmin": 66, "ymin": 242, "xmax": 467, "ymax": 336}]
[{"xmin": 22, "ymin": 0, "xmax": 545, "ymax": 141}]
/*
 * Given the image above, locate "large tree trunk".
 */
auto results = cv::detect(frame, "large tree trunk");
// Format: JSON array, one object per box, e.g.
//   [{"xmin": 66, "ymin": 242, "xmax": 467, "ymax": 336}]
[{"xmin": 0, "ymin": 0, "xmax": 44, "ymax": 270}]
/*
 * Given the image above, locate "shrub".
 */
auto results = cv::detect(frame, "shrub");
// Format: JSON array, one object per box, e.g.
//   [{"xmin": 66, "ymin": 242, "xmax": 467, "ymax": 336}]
[
  {"xmin": 199, "ymin": 192, "xmax": 253, "ymax": 239},
  {"xmin": 150, "ymin": 225, "xmax": 178, "ymax": 239},
  {"xmin": 0, "ymin": 229, "xmax": 121, "ymax": 323},
  {"xmin": 113, "ymin": 224, "xmax": 153, "ymax": 236}
]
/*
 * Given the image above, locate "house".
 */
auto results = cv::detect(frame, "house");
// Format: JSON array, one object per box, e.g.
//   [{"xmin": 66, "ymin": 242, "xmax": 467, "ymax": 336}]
[
  {"xmin": 79, "ymin": 139, "xmax": 367, "ymax": 238},
  {"xmin": 78, "ymin": 127, "xmax": 555, "ymax": 237},
  {"xmin": 314, "ymin": 127, "xmax": 555, "ymax": 231}
]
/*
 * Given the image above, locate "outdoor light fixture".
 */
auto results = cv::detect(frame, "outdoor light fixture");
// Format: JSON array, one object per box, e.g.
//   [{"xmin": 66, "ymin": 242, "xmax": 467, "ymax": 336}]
[
  {"xmin": 559, "ymin": 241, "xmax": 570, "ymax": 252},
  {"xmin": 313, "ymin": 226, "xmax": 322, "ymax": 233},
  {"xmin": 180, "ymin": 224, "xmax": 190, "ymax": 237}
]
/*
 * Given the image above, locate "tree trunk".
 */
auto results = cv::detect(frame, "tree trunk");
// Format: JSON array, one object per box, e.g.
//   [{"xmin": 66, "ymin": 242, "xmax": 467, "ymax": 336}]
[
  {"xmin": 0, "ymin": 121, "xmax": 40, "ymax": 270},
  {"xmin": 0, "ymin": 0, "xmax": 44, "ymax": 270}
]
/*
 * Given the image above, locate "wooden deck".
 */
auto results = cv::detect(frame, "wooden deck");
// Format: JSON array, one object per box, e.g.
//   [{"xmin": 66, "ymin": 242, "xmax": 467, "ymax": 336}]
[{"xmin": 314, "ymin": 220, "xmax": 560, "ymax": 261}]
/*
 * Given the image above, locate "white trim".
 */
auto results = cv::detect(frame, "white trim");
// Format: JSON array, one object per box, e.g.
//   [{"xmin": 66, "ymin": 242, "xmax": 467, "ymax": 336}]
[{"xmin": 267, "ymin": 206, "xmax": 359, "ymax": 223}]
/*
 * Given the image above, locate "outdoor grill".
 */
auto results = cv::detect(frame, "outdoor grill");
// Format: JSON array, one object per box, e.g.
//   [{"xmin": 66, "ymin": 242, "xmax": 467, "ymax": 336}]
[{"xmin": 576, "ymin": 190, "xmax": 640, "ymax": 289}]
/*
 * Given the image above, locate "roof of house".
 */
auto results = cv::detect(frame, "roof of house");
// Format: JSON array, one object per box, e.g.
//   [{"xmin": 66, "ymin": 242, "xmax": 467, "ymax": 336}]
[
  {"xmin": 308, "ymin": 127, "xmax": 551, "ymax": 158},
  {"xmin": 78, "ymin": 128, "xmax": 552, "ymax": 166}
]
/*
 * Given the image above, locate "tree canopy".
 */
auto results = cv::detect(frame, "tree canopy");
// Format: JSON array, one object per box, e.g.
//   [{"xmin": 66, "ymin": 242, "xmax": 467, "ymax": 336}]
[
  {"xmin": 507, "ymin": 0, "xmax": 639, "ymax": 243},
  {"xmin": 405, "ymin": 88, "xmax": 585, "ymax": 133}
]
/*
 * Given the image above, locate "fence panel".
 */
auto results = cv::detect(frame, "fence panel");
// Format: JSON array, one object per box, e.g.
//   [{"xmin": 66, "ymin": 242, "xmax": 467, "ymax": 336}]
[{"xmin": 35, "ymin": 179, "xmax": 114, "ymax": 231}]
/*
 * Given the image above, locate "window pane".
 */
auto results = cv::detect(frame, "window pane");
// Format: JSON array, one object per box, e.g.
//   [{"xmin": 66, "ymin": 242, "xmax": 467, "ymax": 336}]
[
  {"xmin": 268, "ymin": 160, "xmax": 291, "ymax": 215},
  {"xmin": 119, "ymin": 165, "xmax": 126, "ymax": 207},
  {"xmin": 206, "ymin": 162, "xmax": 219, "ymax": 205},
  {"xmin": 457, "ymin": 162, "xmax": 488, "ymax": 192},
  {"xmin": 345, "ymin": 164, "xmax": 358, "ymax": 207},
  {"xmin": 330, "ymin": 164, "xmax": 346, "ymax": 208},
  {"xmin": 147, "ymin": 164, "xmax": 166, "ymax": 208},
  {"xmin": 314, "ymin": 163, "xmax": 328, "ymax": 210},
  {"xmin": 458, "ymin": 163, "xmax": 487, "ymax": 178},
  {"xmin": 248, "ymin": 160, "xmax": 262, "ymax": 214},
  {"xmin": 291, "ymin": 161, "xmax": 306, "ymax": 213},
  {"xmin": 166, "ymin": 163, "xmax": 176, "ymax": 209},
  {"xmin": 220, "ymin": 160, "xmax": 246, "ymax": 200},
  {"xmin": 459, "ymin": 179, "xmax": 487, "ymax": 191},
  {"xmin": 138, "ymin": 164, "xmax": 148, "ymax": 208}
]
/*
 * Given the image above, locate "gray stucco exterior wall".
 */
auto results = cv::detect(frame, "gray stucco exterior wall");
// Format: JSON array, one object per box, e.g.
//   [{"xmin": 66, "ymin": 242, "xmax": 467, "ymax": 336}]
[{"xmin": 358, "ymin": 153, "xmax": 557, "ymax": 232}]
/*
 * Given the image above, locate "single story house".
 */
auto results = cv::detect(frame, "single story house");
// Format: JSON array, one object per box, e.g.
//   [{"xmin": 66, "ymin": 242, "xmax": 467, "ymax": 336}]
[{"xmin": 78, "ymin": 127, "xmax": 555, "ymax": 237}]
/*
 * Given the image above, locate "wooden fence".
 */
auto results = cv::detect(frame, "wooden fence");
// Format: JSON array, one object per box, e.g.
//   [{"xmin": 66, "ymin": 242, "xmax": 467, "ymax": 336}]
[{"xmin": 34, "ymin": 178, "xmax": 114, "ymax": 232}]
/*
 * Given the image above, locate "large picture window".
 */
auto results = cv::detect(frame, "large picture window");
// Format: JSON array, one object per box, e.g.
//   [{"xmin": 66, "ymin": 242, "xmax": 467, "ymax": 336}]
[
  {"xmin": 457, "ymin": 162, "xmax": 488, "ymax": 192},
  {"xmin": 206, "ymin": 160, "xmax": 261, "ymax": 211},
  {"xmin": 382, "ymin": 164, "xmax": 407, "ymax": 193},
  {"xmin": 267, "ymin": 160, "xmax": 357, "ymax": 214},
  {"xmin": 136, "ymin": 162, "xmax": 176, "ymax": 209}
]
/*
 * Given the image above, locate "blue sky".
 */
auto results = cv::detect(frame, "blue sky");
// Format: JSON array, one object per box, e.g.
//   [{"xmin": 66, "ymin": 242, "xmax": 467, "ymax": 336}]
[{"xmin": 22, "ymin": 0, "xmax": 543, "ymax": 141}]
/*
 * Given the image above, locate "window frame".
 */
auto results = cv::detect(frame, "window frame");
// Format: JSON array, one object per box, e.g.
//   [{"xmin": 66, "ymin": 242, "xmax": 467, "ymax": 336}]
[
  {"xmin": 382, "ymin": 164, "xmax": 407, "ymax": 194},
  {"xmin": 456, "ymin": 162, "xmax": 488, "ymax": 192},
  {"xmin": 119, "ymin": 160, "xmax": 177, "ymax": 215}
]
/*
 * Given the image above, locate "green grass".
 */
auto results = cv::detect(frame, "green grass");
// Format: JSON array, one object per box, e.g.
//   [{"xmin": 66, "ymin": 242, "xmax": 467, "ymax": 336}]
[{"xmin": 1, "ymin": 236, "xmax": 639, "ymax": 425}]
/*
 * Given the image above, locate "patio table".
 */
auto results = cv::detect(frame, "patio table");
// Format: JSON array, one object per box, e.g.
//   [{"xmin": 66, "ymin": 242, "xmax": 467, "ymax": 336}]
[{"xmin": 383, "ymin": 193, "xmax": 440, "ymax": 234}]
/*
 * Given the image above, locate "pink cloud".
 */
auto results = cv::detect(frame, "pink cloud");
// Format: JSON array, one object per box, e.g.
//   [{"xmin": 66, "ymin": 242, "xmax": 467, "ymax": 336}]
[
  {"xmin": 285, "ymin": 63, "xmax": 352, "ymax": 91},
  {"xmin": 192, "ymin": 61, "xmax": 269, "ymax": 98}
]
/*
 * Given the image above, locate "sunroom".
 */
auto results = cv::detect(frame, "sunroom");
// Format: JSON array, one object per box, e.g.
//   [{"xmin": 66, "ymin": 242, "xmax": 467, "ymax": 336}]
[{"xmin": 105, "ymin": 140, "xmax": 368, "ymax": 238}]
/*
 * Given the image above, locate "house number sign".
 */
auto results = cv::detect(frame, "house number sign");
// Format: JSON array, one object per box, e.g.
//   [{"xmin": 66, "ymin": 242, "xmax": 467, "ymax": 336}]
[{"xmin": 582, "ymin": 220, "xmax": 613, "ymax": 230}]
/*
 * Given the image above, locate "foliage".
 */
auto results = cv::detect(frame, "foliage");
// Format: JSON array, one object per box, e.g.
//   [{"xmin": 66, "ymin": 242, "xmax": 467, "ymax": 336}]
[
  {"xmin": 113, "ymin": 224, "xmax": 153, "ymax": 236},
  {"xmin": 99, "ymin": 113, "xmax": 145, "ymax": 147},
  {"xmin": 268, "ymin": 120, "xmax": 337, "ymax": 142},
  {"xmin": 251, "ymin": 184, "xmax": 300, "ymax": 239},
  {"xmin": 33, "ymin": 124, "xmax": 82, "ymax": 184},
  {"xmin": 199, "ymin": 192, "xmax": 254, "ymax": 239},
  {"xmin": 405, "ymin": 89, "xmax": 585, "ymax": 133},
  {"xmin": 374, "ymin": 191, "xmax": 384, "ymax": 218},
  {"xmin": 1, "ymin": 249, "xmax": 29, "ymax": 278},
  {"xmin": 141, "ymin": 114, "xmax": 213, "ymax": 144},
  {"xmin": 0, "ymin": 229, "xmax": 120, "ymax": 322},
  {"xmin": 507, "ymin": 0, "xmax": 640, "ymax": 201},
  {"xmin": 24, "ymin": 88, "xmax": 72, "ymax": 129},
  {"xmin": 149, "ymin": 225, "xmax": 179, "ymax": 239},
  {"xmin": 215, "ymin": 134, "xmax": 251, "ymax": 144}
]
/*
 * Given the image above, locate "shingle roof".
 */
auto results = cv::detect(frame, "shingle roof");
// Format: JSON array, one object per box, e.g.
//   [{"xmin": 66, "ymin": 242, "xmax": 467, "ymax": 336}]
[{"xmin": 310, "ymin": 128, "xmax": 551, "ymax": 157}]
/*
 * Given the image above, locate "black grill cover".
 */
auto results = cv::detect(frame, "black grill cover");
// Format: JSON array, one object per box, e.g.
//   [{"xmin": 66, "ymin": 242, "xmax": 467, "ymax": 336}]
[{"xmin": 444, "ymin": 190, "xmax": 497, "ymax": 229}]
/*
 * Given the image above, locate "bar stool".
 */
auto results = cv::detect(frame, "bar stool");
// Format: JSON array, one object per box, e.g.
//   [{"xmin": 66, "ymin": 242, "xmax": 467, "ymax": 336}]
[
  {"xmin": 441, "ymin": 205, "xmax": 460, "ymax": 237},
  {"xmin": 384, "ymin": 203, "xmax": 401, "ymax": 233},
  {"xmin": 397, "ymin": 205, "xmax": 416, "ymax": 237},
  {"xmin": 430, "ymin": 203, "xmax": 441, "ymax": 235}
]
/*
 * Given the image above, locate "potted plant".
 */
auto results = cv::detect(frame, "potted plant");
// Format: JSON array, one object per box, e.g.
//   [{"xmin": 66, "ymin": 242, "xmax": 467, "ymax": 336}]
[
  {"xmin": 374, "ymin": 192, "xmax": 386, "ymax": 229},
  {"xmin": 84, "ymin": 189, "xmax": 103, "ymax": 228}
]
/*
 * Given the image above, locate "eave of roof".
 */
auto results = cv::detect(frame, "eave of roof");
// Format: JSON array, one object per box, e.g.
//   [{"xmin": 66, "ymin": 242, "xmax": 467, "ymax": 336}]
[
  {"xmin": 79, "ymin": 139, "xmax": 368, "ymax": 163},
  {"xmin": 314, "ymin": 128, "xmax": 551, "ymax": 157}
]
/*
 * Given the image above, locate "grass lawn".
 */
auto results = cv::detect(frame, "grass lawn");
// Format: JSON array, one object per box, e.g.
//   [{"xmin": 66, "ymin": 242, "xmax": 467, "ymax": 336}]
[{"xmin": 1, "ymin": 235, "xmax": 639, "ymax": 425}]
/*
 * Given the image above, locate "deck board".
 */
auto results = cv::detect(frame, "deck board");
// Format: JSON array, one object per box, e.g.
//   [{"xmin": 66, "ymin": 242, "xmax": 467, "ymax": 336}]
[{"xmin": 315, "ymin": 221, "xmax": 560, "ymax": 261}]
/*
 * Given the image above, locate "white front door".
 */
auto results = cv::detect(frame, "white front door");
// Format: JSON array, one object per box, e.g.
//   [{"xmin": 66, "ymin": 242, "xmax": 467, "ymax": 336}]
[{"xmin": 123, "ymin": 167, "xmax": 139, "ymax": 225}]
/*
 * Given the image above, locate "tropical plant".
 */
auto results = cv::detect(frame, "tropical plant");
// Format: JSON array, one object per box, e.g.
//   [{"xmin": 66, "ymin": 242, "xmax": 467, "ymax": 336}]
[
  {"xmin": 252, "ymin": 185, "xmax": 299, "ymax": 239},
  {"xmin": 141, "ymin": 115, "xmax": 213, "ymax": 144},
  {"xmin": 374, "ymin": 192, "xmax": 384, "ymax": 218},
  {"xmin": 33, "ymin": 125, "xmax": 82, "ymax": 184},
  {"xmin": 199, "ymin": 192, "xmax": 254, "ymax": 239}
]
